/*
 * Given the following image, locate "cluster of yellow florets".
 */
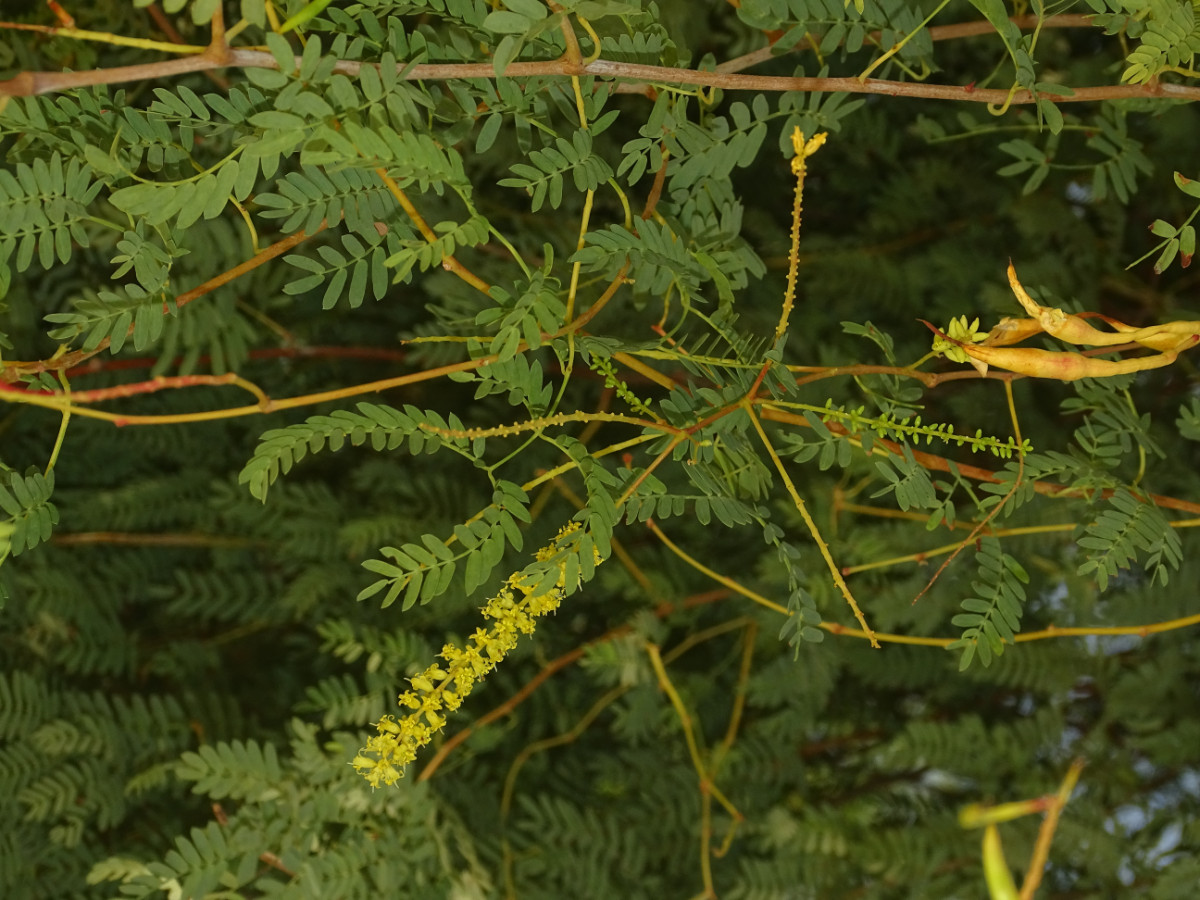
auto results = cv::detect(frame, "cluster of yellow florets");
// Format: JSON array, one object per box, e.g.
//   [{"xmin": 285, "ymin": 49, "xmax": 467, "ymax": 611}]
[{"xmin": 352, "ymin": 524, "xmax": 588, "ymax": 788}]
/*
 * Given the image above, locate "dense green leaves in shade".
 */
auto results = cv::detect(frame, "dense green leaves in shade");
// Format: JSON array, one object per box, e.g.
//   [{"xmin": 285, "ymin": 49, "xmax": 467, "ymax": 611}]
[
  {"xmin": 1120, "ymin": 1, "xmax": 1200, "ymax": 84},
  {"xmin": 324, "ymin": 124, "xmax": 471, "ymax": 193},
  {"xmin": 1076, "ymin": 489, "xmax": 1182, "ymax": 590},
  {"xmin": 0, "ymin": 154, "xmax": 98, "ymax": 273},
  {"xmin": 4, "ymin": 1, "xmax": 1200, "ymax": 898},
  {"xmin": 947, "ymin": 538, "xmax": 1030, "ymax": 670},
  {"xmin": 385, "ymin": 212, "xmax": 490, "ymax": 281},
  {"xmin": 238, "ymin": 402, "xmax": 473, "ymax": 503},
  {"xmin": 175, "ymin": 739, "xmax": 282, "ymax": 800},
  {"xmin": 44, "ymin": 285, "xmax": 166, "ymax": 354},
  {"xmin": 256, "ymin": 165, "xmax": 399, "ymax": 235},
  {"xmin": 357, "ymin": 481, "xmax": 531, "ymax": 608},
  {"xmin": 1178, "ymin": 397, "xmax": 1200, "ymax": 441},
  {"xmin": 283, "ymin": 230, "xmax": 398, "ymax": 309},
  {"xmin": 499, "ymin": 129, "xmax": 614, "ymax": 210},
  {"xmin": 572, "ymin": 218, "xmax": 717, "ymax": 303},
  {"xmin": 474, "ymin": 269, "xmax": 567, "ymax": 361},
  {"xmin": 0, "ymin": 471, "xmax": 58, "ymax": 558},
  {"xmin": 871, "ymin": 444, "xmax": 939, "ymax": 511},
  {"xmin": 109, "ymin": 163, "xmax": 241, "ymax": 228},
  {"xmin": 451, "ymin": 351, "xmax": 555, "ymax": 414}
]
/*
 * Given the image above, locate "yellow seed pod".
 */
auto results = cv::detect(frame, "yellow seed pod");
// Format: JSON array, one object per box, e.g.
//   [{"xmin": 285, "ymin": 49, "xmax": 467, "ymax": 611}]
[{"xmin": 982, "ymin": 825, "xmax": 1019, "ymax": 900}]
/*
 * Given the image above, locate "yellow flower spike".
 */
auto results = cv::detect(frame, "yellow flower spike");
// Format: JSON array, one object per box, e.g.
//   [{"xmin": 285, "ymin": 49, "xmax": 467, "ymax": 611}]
[
  {"xmin": 773, "ymin": 128, "xmax": 828, "ymax": 345},
  {"xmin": 356, "ymin": 526, "xmax": 607, "ymax": 786},
  {"xmin": 982, "ymin": 824, "xmax": 1020, "ymax": 900}
]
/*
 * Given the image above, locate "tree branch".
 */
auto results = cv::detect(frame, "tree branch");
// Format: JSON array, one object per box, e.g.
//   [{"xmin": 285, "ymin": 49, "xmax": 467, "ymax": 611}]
[{"xmin": 4, "ymin": 39, "xmax": 1197, "ymax": 106}]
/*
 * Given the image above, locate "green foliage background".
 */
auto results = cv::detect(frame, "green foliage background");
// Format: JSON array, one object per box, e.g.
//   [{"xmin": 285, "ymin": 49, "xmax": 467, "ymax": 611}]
[{"xmin": 2, "ymin": 0, "xmax": 1200, "ymax": 896}]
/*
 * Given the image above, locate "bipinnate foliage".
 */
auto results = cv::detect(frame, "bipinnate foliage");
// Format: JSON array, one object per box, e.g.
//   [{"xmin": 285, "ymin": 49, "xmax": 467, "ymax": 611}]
[{"xmin": 2, "ymin": 0, "xmax": 1200, "ymax": 897}]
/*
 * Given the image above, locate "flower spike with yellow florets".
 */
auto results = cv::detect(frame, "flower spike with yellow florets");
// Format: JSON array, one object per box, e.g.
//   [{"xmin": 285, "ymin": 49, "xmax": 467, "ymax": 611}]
[{"xmin": 352, "ymin": 523, "xmax": 601, "ymax": 788}]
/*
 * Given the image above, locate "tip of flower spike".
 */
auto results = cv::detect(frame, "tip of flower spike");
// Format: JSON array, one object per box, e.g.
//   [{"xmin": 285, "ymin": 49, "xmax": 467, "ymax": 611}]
[{"xmin": 789, "ymin": 128, "xmax": 827, "ymax": 161}]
